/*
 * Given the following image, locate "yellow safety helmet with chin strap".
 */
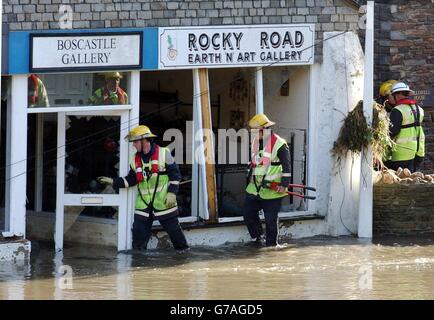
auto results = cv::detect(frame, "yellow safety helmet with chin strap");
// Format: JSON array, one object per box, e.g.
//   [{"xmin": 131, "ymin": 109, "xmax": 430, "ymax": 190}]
[
  {"xmin": 124, "ymin": 125, "xmax": 157, "ymax": 142},
  {"xmin": 104, "ymin": 72, "xmax": 123, "ymax": 80},
  {"xmin": 379, "ymin": 80, "xmax": 398, "ymax": 97},
  {"xmin": 248, "ymin": 114, "xmax": 276, "ymax": 129}
]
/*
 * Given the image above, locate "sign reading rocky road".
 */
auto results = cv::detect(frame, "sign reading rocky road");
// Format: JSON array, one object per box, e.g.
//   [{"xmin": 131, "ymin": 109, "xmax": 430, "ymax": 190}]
[{"xmin": 159, "ymin": 24, "xmax": 315, "ymax": 69}]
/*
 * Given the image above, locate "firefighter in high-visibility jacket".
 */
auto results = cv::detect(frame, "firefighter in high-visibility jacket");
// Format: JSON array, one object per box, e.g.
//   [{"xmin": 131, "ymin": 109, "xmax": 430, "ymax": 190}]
[
  {"xmin": 88, "ymin": 72, "xmax": 129, "ymax": 105},
  {"xmin": 388, "ymin": 82, "xmax": 425, "ymax": 172},
  {"xmin": 377, "ymin": 80, "xmax": 398, "ymax": 165},
  {"xmin": 97, "ymin": 125, "xmax": 189, "ymax": 251},
  {"xmin": 243, "ymin": 114, "xmax": 291, "ymax": 247}
]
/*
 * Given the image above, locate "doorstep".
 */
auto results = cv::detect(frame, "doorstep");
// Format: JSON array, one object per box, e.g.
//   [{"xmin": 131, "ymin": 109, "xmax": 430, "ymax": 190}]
[{"xmin": 153, "ymin": 212, "xmax": 325, "ymax": 231}]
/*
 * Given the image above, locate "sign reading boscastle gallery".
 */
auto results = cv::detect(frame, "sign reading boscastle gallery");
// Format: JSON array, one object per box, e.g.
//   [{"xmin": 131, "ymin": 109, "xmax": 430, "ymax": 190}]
[
  {"xmin": 159, "ymin": 24, "xmax": 314, "ymax": 69},
  {"xmin": 30, "ymin": 32, "xmax": 143, "ymax": 72}
]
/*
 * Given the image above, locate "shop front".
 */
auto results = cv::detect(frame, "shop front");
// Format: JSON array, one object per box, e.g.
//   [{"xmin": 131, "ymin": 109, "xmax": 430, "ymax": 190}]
[
  {"xmin": 157, "ymin": 24, "xmax": 316, "ymax": 225},
  {"xmin": 6, "ymin": 28, "xmax": 149, "ymax": 251},
  {"xmin": 4, "ymin": 23, "xmax": 365, "ymax": 251}
]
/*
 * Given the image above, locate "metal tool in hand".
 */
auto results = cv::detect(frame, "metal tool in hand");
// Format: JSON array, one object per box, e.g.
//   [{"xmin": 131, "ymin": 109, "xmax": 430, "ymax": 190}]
[{"xmin": 267, "ymin": 182, "xmax": 316, "ymax": 200}]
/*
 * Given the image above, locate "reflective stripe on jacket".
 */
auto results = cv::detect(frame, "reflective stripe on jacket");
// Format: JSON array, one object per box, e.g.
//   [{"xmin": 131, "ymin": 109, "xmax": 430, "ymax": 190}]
[
  {"xmin": 392, "ymin": 103, "xmax": 425, "ymax": 161},
  {"xmin": 246, "ymin": 133, "xmax": 288, "ymax": 200},
  {"xmin": 130, "ymin": 146, "xmax": 177, "ymax": 217}
]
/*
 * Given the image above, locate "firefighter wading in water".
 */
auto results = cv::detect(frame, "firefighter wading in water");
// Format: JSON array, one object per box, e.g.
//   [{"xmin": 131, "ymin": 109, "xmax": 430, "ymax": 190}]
[
  {"xmin": 98, "ymin": 125, "xmax": 189, "ymax": 251},
  {"xmin": 244, "ymin": 114, "xmax": 292, "ymax": 247}
]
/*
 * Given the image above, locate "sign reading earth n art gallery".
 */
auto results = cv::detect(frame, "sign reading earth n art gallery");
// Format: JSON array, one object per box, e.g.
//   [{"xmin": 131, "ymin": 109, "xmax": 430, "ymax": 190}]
[
  {"xmin": 159, "ymin": 24, "xmax": 315, "ymax": 69},
  {"xmin": 30, "ymin": 32, "xmax": 142, "ymax": 72}
]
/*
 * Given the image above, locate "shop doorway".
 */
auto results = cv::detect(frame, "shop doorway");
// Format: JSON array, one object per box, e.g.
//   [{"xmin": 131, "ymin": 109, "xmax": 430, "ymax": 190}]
[
  {"xmin": 24, "ymin": 71, "xmax": 136, "ymax": 250},
  {"xmin": 54, "ymin": 110, "xmax": 131, "ymax": 251},
  {"xmin": 139, "ymin": 70, "xmax": 197, "ymax": 220},
  {"xmin": 26, "ymin": 111, "xmax": 132, "ymax": 251},
  {"xmin": 207, "ymin": 66, "xmax": 310, "ymax": 218}
]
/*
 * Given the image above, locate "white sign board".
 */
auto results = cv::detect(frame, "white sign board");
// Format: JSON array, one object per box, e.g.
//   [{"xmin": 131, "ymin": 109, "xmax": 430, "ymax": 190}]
[
  {"xmin": 30, "ymin": 32, "xmax": 142, "ymax": 72},
  {"xmin": 159, "ymin": 24, "xmax": 315, "ymax": 69}
]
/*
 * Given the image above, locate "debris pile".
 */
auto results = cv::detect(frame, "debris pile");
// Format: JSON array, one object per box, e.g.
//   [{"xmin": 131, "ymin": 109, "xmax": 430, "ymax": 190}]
[{"xmin": 374, "ymin": 168, "xmax": 434, "ymax": 185}]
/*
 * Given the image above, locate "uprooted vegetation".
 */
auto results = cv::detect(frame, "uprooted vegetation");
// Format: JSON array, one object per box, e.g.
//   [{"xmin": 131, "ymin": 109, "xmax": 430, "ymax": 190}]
[{"xmin": 332, "ymin": 101, "xmax": 394, "ymax": 169}]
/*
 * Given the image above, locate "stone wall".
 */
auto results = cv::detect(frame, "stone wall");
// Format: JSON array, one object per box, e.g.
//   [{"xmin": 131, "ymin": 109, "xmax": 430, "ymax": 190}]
[
  {"xmin": 2, "ymin": 0, "xmax": 362, "ymax": 62},
  {"xmin": 374, "ymin": 184, "xmax": 434, "ymax": 236},
  {"xmin": 374, "ymin": 0, "xmax": 433, "ymax": 90},
  {"xmin": 374, "ymin": 0, "xmax": 434, "ymax": 173}
]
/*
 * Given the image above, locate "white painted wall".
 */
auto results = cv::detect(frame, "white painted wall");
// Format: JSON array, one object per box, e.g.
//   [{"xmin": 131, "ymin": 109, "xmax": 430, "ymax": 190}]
[
  {"xmin": 315, "ymin": 31, "xmax": 365, "ymax": 235},
  {"xmin": 264, "ymin": 66, "xmax": 309, "ymax": 210}
]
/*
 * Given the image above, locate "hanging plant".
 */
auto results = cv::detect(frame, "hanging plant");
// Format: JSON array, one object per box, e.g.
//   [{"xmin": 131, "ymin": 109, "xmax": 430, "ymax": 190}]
[{"xmin": 332, "ymin": 101, "xmax": 394, "ymax": 168}]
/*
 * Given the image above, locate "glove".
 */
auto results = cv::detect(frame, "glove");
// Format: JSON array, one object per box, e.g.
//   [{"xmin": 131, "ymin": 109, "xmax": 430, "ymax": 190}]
[
  {"xmin": 97, "ymin": 176, "xmax": 113, "ymax": 186},
  {"xmin": 165, "ymin": 192, "xmax": 177, "ymax": 207},
  {"xmin": 275, "ymin": 185, "xmax": 287, "ymax": 193},
  {"xmin": 269, "ymin": 182, "xmax": 287, "ymax": 193}
]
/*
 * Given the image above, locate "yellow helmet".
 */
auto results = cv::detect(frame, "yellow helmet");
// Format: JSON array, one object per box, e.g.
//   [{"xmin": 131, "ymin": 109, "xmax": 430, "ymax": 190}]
[
  {"xmin": 379, "ymin": 80, "xmax": 398, "ymax": 97},
  {"xmin": 248, "ymin": 114, "xmax": 275, "ymax": 129},
  {"xmin": 104, "ymin": 72, "xmax": 123, "ymax": 80},
  {"xmin": 124, "ymin": 125, "xmax": 157, "ymax": 141}
]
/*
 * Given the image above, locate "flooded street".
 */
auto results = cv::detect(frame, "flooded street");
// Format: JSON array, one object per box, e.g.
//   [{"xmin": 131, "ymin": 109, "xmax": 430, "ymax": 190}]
[{"xmin": 1, "ymin": 236, "xmax": 434, "ymax": 300}]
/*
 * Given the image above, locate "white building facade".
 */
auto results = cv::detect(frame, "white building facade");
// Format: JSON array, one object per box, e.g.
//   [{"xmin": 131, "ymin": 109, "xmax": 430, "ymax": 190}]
[{"xmin": 1, "ymin": 0, "xmax": 373, "ymax": 252}]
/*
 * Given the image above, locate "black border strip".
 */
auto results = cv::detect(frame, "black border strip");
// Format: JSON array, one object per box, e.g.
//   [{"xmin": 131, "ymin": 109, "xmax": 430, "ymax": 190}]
[{"xmin": 29, "ymin": 31, "xmax": 143, "ymax": 73}]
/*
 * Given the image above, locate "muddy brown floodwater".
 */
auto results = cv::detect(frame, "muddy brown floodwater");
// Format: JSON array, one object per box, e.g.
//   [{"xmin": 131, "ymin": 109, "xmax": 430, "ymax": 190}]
[{"xmin": 1, "ymin": 236, "xmax": 434, "ymax": 299}]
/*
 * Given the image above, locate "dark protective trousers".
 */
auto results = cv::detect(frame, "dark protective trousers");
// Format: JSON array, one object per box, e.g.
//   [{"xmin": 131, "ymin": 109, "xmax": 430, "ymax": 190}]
[
  {"xmin": 385, "ymin": 159, "xmax": 415, "ymax": 172},
  {"xmin": 132, "ymin": 213, "xmax": 189, "ymax": 251},
  {"xmin": 243, "ymin": 194, "xmax": 282, "ymax": 246}
]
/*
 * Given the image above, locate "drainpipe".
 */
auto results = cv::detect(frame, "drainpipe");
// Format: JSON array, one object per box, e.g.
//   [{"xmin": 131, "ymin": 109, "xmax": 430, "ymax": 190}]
[{"xmin": 358, "ymin": 1, "xmax": 374, "ymax": 238}]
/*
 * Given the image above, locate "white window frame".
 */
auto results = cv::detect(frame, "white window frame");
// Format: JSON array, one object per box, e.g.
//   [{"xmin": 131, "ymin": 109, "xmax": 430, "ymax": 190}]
[
  {"xmin": 30, "ymin": 71, "xmax": 139, "ymax": 251},
  {"xmin": 27, "ymin": 105, "xmax": 133, "ymax": 114},
  {"xmin": 55, "ymin": 109, "xmax": 131, "ymax": 251}
]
